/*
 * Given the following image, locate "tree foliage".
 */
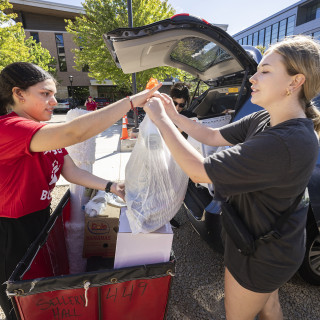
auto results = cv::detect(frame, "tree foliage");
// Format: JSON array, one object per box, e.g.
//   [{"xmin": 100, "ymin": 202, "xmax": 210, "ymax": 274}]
[
  {"xmin": 0, "ymin": 0, "xmax": 55, "ymax": 72},
  {"xmin": 66, "ymin": 0, "xmax": 188, "ymax": 92},
  {"xmin": 256, "ymin": 45, "xmax": 266, "ymax": 55}
]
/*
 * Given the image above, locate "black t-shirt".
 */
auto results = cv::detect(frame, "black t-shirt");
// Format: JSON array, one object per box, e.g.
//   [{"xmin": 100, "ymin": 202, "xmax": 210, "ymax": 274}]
[{"xmin": 204, "ymin": 110, "xmax": 319, "ymax": 292}]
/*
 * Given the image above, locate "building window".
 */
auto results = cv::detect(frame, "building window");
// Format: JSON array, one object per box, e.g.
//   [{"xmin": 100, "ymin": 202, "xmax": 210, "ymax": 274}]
[
  {"xmin": 313, "ymin": 30, "xmax": 320, "ymax": 40},
  {"xmin": 238, "ymin": 38, "xmax": 243, "ymax": 45},
  {"xmin": 306, "ymin": 2, "xmax": 320, "ymax": 22},
  {"xmin": 253, "ymin": 31, "xmax": 259, "ymax": 46},
  {"xmin": 242, "ymin": 36, "xmax": 248, "ymax": 45},
  {"xmin": 55, "ymin": 33, "xmax": 67, "ymax": 72},
  {"xmin": 271, "ymin": 22, "xmax": 279, "ymax": 44},
  {"xmin": 30, "ymin": 32, "xmax": 39, "ymax": 43},
  {"xmin": 278, "ymin": 19, "xmax": 287, "ymax": 41},
  {"xmin": 247, "ymin": 34, "xmax": 253, "ymax": 45},
  {"xmin": 258, "ymin": 29, "xmax": 265, "ymax": 47},
  {"xmin": 286, "ymin": 15, "xmax": 295, "ymax": 36},
  {"xmin": 264, "ymin": 26, "xmax": 271, "ymax": 47}
]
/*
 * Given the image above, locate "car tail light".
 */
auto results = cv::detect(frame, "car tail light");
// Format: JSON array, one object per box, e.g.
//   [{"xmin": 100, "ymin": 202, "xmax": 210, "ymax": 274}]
[{"xmin": 201, "ymin": 18, "xmax": 210, "ymax": 25}]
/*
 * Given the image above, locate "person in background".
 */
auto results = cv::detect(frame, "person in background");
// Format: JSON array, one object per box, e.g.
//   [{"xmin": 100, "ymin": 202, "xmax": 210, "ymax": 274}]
[
  {"xmin": 170, "ymin": 82, "xmax": 196, "ymax": 118},
  {"xmin": 0, "ymin": 62, "xmax": 161, "ymax": 320},
  {"xmin": 144, "ymin": 35, "xmax": 320, "ymax": 320},
  {"xmin": 85, "ymin": 96, "xmax": 97, "ymax": 111}
]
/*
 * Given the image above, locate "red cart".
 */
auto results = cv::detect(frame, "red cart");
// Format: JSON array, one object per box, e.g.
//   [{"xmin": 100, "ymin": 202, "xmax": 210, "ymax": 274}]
[{"xmin": 6, "ymin": 190, "xmax": 175, "ymax": 320}]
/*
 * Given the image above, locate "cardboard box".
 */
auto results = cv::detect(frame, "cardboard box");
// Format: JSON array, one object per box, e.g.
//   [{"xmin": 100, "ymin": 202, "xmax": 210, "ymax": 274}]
[
  {"xmin": 83, "ymin": 204, "xmax": 120, "ymax": 258},
  {"xmin": 114, "ymin": 207, "xmax": 173, "ymax": 269}
]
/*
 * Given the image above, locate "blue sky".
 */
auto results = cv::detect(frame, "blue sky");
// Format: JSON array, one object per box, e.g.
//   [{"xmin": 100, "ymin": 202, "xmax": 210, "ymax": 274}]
[{"xmin": 51, "ymin": 0, "xmax": 297, "ymax": 35}]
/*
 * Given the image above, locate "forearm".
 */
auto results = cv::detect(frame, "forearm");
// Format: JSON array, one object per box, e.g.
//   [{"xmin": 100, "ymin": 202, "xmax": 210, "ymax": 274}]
[
  {"xmin": 172, "ymin": 113, "xmax": 230, "ymax": 147},
  {"xmin": 155, "ymin": 116, "xmax": 211, "ymax": 184},
  {"xmin": 30, "ymin": 98, "xmax": 131, "ymax": 152},
  {"xmin": 67, "ymin": 97, "xmax": 131, "ymax": 143},
  {"xmin": 63, "ymin": 167, "xmax": 109, "ymax": 191}
]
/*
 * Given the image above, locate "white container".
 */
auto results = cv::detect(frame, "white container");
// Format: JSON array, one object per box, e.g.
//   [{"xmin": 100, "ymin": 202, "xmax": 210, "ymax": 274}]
[{"xmin": 114, "ymin": 207, "xmax": 173, "ymax": 269}]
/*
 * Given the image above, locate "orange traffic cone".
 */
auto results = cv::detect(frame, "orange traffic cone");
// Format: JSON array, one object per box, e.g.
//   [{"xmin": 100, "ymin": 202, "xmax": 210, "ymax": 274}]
[
  {"xmin": 125, "ymin": 114, "xmax": 128, "ymax": 125},
  {"xmin": 120, "ymin": 116, "xmax": 129, "ymax": 140}
]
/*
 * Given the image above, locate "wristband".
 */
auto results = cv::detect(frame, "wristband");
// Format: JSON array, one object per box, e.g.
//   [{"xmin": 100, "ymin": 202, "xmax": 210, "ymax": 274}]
[
  {"xmin": 105, "ymin": 181, "xmax": 113, "ymax": 193},
  {"xmin": 127, "ymin": 96, "xmax": 134, "ymax": 110}
]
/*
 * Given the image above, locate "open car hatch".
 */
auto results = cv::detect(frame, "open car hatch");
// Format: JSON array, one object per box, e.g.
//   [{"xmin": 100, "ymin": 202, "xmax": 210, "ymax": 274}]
[{"xmin": 103, "ymin": 14, "xmax": 258, "ymax": 81}]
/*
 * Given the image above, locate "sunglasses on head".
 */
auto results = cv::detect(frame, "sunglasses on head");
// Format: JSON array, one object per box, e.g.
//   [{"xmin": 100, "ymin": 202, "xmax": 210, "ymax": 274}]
[{"xmin": 173, "ymin": 101, "xmax": 186, "ymax": 108}]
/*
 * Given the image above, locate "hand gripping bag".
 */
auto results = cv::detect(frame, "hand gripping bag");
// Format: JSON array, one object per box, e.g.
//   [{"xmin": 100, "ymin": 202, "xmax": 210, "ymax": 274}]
[{"xmin": 125, "ymin": 115, "xmax": 188, "ymax": 233}]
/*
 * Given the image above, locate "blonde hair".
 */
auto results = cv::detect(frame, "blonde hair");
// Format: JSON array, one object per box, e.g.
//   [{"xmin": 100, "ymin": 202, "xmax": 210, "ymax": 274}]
[{"xmin": 265, "ymin": 35, "xmax": 320, "ymax": 136}]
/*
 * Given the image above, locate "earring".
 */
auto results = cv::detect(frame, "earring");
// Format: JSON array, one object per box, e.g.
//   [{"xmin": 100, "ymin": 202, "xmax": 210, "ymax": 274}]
[
  {"xmin": 286, "ymin": 89, "xmax": 292, "ymax": 96},
  {"xmin": 21, "ymin": 99, "xmax": 25, "ymax": 103}
]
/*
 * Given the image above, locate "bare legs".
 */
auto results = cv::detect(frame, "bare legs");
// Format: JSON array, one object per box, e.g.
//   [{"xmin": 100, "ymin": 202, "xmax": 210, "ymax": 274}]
[{"xmin": 224, "ymin": 268, "xmax": 283, "ymax": 320}]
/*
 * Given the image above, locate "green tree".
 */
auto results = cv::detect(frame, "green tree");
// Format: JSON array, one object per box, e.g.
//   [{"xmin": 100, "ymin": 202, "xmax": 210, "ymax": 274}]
[
  {"xmin": 66, "ymin": 0, "xmax": 186, "ymax": 92},
  {"xmin": 0, "ymin": 0, "xmax": 55, "ymax": 72},
  {"xmin": 256, "ymin": 45, "xmax": 266, "ymax": 55}
]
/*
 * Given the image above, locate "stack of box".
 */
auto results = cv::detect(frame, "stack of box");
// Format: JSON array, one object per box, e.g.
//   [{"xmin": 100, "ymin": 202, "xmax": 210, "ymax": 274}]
[
  {"xmin": 114, "ymin": 207, "xmax": 173, "ymax": 269},
  {"xmin": 83, "ymin": 191, "xmax": 173, "ymax": 269},
  {"xmin": 83, "ymin": 203, "xmax": 120, "ymax": 258}
]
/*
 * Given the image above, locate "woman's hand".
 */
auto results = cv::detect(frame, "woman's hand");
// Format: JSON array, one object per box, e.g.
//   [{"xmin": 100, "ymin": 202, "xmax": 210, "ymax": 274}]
[
  {"xmin": 153, "ymin": 92, "xmax": 180, "ymax": 122},
  {"xmin": 131, "ymin": 82, "xmax": 163, "ymax": 108},
  {"xmin": 144, "ymin": 97, "xmax": 169, "ymax": 124},
  {"xmin": 110, "ymin": 182, "xmax": 125, "ymax": 201}
]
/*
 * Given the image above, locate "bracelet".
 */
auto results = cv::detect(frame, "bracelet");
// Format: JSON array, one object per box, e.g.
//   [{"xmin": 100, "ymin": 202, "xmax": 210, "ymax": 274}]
[
  {"xmin": 127, "ymin": 96, "xmax": 134, "ymax": 110},
  {"xmin": 105, "ymin": 181, "xmax": 113, "ymax": 193}
]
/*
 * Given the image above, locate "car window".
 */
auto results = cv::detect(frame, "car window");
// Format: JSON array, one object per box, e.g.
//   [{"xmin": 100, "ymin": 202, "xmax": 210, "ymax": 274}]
[
  {"xmin": 170, "ymin": 37, "xmax": 232, "ymax": 73},
  {"xmin": 192, "ymin": 87, "xmax": 247, "ymax": 118},
  {"xmin": 57, "ymin": 99, "xmax": 68, "ymax": 103}
]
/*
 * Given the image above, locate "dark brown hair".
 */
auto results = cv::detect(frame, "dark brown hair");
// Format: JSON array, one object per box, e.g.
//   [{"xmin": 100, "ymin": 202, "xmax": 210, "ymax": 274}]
[
  {"xmin": 0, "ymin": 62, "xmax": 55, "ymax": 115},
  {"xmin": 170, "ymin": 82, "xmax": 190, "ymax": 104}
]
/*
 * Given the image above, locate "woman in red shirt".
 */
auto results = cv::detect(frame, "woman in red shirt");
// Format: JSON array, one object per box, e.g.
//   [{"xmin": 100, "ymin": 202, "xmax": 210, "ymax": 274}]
[
  {"xmin": 85, "ymin": 96, "xmax": 97, "ymax": 111},
  {"xmin": 0, "ymin": 62, "xmax": 161, "ymax": 320}
]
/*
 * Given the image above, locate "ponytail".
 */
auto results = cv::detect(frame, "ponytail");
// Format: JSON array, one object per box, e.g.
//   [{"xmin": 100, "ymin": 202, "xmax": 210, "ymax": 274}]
[{"xmin": 306, "ymin": 102, "xmax": 320, "ymax": 137}]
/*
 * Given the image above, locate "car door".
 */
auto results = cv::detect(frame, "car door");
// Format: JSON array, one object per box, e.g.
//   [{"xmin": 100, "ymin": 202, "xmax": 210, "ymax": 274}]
[{"xmin": 104, "ymin": 15, "xmax": 258, "ymax": 83}]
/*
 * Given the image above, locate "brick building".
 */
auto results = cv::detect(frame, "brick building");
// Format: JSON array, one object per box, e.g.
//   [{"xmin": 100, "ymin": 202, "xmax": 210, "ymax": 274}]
[
  {"xmin": 7, "ymin": 0, "xmax": 120, "ymax": 103},
  {"xmin": 6, "ymin": 0, "xmax": 230, "ymax": 104}
]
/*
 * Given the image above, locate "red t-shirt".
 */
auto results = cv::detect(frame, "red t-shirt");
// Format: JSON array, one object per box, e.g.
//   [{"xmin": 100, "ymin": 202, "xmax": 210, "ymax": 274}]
[
  {"xmin": 86, "ymin": 100, "xmax": 97, "ymax": 111},
  {"xmin": 0, "ymin": 112, "xmax": 68, "ymax": 218}
]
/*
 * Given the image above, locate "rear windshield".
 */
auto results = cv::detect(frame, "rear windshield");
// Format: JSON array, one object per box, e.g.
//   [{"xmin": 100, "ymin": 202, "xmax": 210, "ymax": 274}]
[{"xmin": 170, "ymin": 37, "xmax": 231, "ymax": 72}]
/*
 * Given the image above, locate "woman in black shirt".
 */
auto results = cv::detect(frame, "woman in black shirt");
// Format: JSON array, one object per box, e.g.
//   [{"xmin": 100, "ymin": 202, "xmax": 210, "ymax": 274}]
[{"xmin": 144, "ymin": 36, "xmax": 320, "ymax": 320}]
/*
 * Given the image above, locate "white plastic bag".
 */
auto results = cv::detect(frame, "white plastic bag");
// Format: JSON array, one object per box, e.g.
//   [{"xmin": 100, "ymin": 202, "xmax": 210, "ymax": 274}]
[{"xmin": 125, "ymin": 115, "xmax": 188, "ymax": 234}]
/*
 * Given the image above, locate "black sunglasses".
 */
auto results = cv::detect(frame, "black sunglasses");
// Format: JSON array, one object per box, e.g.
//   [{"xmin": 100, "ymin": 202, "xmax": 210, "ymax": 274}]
[{"xmin": 173, "ymin": 101, "xmax": 186, "ymax": 108}]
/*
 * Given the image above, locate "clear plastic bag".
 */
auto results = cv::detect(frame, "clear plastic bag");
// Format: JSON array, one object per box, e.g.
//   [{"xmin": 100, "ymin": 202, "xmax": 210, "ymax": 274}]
[{"xmin": 125, "ymin": 115, "xmax": 188, "ymax": 233}]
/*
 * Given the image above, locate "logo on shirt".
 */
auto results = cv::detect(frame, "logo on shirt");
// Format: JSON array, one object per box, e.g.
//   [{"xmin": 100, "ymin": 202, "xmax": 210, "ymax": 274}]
[
  {"xmin": 49, "ymin": 160, "xmax": 61, "ymax": 186},
  {"xmin": 43, "ymin": 149, "xmax": 63, "ymax": 155},
  {"xmin": 40, "ymin": 149, "xmax": 64, "ymax": 201}
]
